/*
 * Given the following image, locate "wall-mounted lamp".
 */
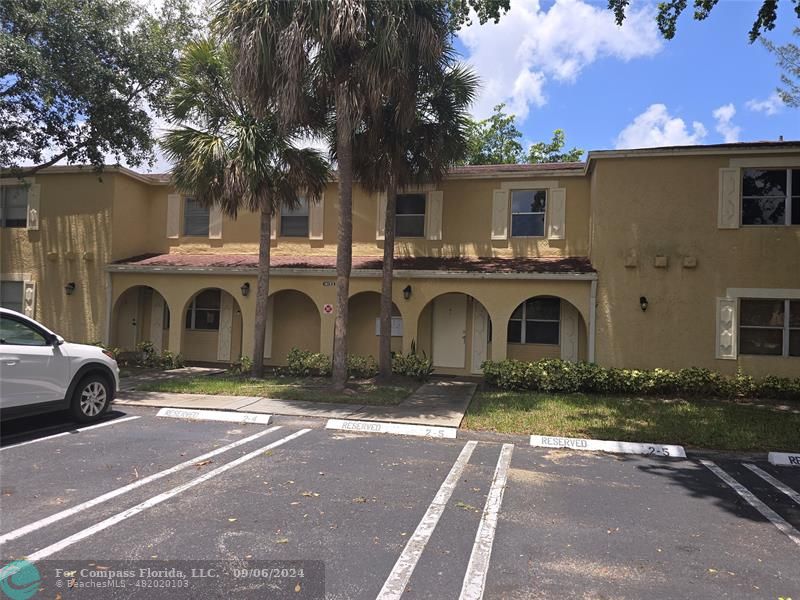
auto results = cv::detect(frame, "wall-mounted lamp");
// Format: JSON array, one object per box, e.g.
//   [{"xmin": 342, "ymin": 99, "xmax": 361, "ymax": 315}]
[
  {"xmin": 639, "ymin": 296, "xmax": 648, "ymax": 312},
  {"xmin": 240, "ymin": 282, "xmax": 250, "ymax": 297},
  {"xmin": 64, "ymin": 282, "xmax": 76, "ymax": 296},
  {"xmin": 403, "ymin": 285, "xmax": 412, "ymax": 300}
]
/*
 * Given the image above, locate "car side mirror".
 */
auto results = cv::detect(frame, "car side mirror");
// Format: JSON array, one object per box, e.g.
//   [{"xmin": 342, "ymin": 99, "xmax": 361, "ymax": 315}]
[{"xmin": 52, "ymin": 334, "xmax": 65, "ymax": 346}]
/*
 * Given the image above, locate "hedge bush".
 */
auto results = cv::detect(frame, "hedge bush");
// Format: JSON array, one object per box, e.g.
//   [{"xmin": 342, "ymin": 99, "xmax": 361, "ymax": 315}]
[
  {"xmin": 392, "ymin": 352, "xmax": 434, "ymax": 380},
  {"xmin": 285, "ymin": 348, "xmax": 433, "ymax": 381},
  {"xmin": 482, "ymin": 359, "xmax": 800, "ymax": 401}
]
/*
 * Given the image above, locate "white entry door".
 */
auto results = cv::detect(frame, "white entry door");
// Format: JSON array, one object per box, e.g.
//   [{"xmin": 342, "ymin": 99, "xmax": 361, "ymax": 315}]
[
  {"xmin": 471, "ymin": 302, "xmax": 489, "ymax": 373},
  {"xmin": 432, "ymin": 293, "xmax": 467, "ymax": 368}
]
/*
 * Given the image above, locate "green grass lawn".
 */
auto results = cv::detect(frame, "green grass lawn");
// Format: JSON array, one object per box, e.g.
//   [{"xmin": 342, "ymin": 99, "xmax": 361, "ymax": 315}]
[
  {"xmin": 463, "ymin": 390, "xmax": 800, "ymax": 452},
  {"xmin": 136, "ymin": 375, "xmax": 417, "ymax": 406}
]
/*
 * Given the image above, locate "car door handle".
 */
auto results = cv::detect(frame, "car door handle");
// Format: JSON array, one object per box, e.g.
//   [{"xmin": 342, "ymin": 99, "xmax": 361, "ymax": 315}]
[{"xmin": 1, "ymin": 359, "xmax": 19, "ymax": 366}]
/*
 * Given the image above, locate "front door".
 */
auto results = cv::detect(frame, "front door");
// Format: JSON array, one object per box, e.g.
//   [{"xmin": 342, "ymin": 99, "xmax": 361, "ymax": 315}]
[
  {"xmin": 432, "ymin": 293, "xmax": 467, "ymax": 368},
  {"xmin": 471, "ymin": 302, "xmax": 489, "ymax": 373}
]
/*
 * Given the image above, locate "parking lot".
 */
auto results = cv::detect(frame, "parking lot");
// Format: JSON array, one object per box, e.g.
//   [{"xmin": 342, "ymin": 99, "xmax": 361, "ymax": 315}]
[{"xmin": 1, "ymin": 407, "xmax": 798, "ymax": 599}]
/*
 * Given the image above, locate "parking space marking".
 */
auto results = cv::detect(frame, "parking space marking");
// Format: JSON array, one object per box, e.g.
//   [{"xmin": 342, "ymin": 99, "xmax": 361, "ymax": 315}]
[
  {"xmin": 376, "ymin": 441, "xmax": 478, "ymax": 600},
  {"xmin": 768, "ymin": 452, "xmax": 800, "ymax": 467},
  {"xmin": 743, "ymin": 463, "xmax": 800, "ymax": 506},
  {"xmin": 701, "ymin": 460, "xmax": 800, "ymax": 547},
  {"xmin": 0, "ymin": 428, "xmax": 311, "ymax": 571},
  {"xmin": 459, "ymin": 443, "xmax": 514, "ymax": 600},
  {"xmin": 0, "ymin": 416, "xmax": 141, "ymax": 451},
  {"xmin": 530, "ymin": 435, "xmax": 685, "ymax": 458},
  {"xmin": 156, "ymin": 407, "xmax": 272, "ymax": 425},
  {"xmin": 0, "ymin": 426, "xmax": 282, "ymax": 545},
  {"xmin": 326, "ymin": 419, "xmax": 457, "ymax": 439}
]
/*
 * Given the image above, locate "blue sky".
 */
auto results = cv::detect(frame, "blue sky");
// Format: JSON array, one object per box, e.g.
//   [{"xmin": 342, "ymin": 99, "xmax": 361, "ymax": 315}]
[{"xmin": 454, "ymin": 0, "xmax": 800, "ymax": 154}]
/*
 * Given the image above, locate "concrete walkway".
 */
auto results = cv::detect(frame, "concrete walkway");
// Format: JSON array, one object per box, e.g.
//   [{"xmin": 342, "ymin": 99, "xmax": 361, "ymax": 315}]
[{"xmin": 115, "ymin": 379, "xmax": 476, "ymax": 428}]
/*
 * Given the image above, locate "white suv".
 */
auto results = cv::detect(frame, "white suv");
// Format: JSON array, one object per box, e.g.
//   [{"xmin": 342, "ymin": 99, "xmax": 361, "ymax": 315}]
[{"xmin": 0, "ymin": 308, "xmax": 120, "ymax": 423}]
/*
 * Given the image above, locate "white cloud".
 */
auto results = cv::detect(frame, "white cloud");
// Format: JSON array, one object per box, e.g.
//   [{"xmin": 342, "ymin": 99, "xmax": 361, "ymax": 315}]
[
  {"xmin": 615, "ymin": 104, "xmax": 707, "ymax": 149},
  {"xmin": 745, "ymin": 92, "xmax": 784, "ymax": 116},
  {"xmin": 712, "ymin": 103, "xmax": 740, "ymax": 143},
  {"xmin": 458, "ymin": 0, "xmax": 662, "ymax": 120}
]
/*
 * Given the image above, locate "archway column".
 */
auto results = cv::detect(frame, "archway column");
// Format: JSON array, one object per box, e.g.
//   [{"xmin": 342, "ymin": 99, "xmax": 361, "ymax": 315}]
[
  {"xmin": 489, "ymin": 308, "xmax": 509, "ymax": 363},
  {"xmin": 320, "ymin": 306, "xmax": 335, "ymax": 356}
]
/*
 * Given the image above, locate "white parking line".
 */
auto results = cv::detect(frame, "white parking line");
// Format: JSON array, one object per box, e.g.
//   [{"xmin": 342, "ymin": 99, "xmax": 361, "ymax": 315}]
[
  {"xmin": 376, "ymin": 441, "xmax": 478, "ymax": 600},
  {"xmin": 0, "ymin": 416, "xmax": 141, "ymax": 451},
  {"xmin": 459, "ymin": 443, "xmax": 514, "ymax": 600},
  {"xmin": 701, "ymin": 460, "xmax": 800, "ymax": 547},
  {"xmin": 743, "ymin": 463, "xmax": 800, "ymax": 506},
  {"xmin": 0, "ymin": 426, "xmax": 281, "ymax": 544},
  {"xmin": 0, "ymin": 428, "xmax": 310, "ymax": 574}
]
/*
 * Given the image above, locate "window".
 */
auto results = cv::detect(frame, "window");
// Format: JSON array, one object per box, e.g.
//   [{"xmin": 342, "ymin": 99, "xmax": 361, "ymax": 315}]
[
  {"xmin": 1, "ymin": 186, "xmax": 28, "ymax": 228},
  {"xmin": 280, "ymin": 198, "xmax": 309, "ymax": 237},
  {"xmin": 508, "ymin": 297, "xmax": 560, "ymax": 345},
  {"xmin": 0, "ymin": 315, "xmax": 47, "ymax": 346},
  {"xmin": 183, "ymin": 198, "xmax": 209, "ymax": 236},
  {"xmin": 739, "ymin": 298, "xmax": 800, "ymax": 357},
  {"xmin": 395, "ymin": 194, "xmax": 426, "ymax": 237},
  {"xmin": 511, "ymin": 189, "xmax": 546, "ymax": 237},
  {"xmin": 741, "ymin": 168, "xmax": 800, "ymax": 225},
  {"xmin": 185, "ymin": 290, "xmax": 221, "ymax": 330},
  {"xmin": 0, "ymin": 281, "xmax": 23, "ymax": 313}
]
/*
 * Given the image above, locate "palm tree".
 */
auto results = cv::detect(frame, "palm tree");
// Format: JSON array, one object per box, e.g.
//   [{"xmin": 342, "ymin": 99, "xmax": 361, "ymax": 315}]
[
  {"xmin": 353, "ymin": 60, "xmax": 478, "ymax": 379},
  {"xmin": 162, "ymin": 38, "xmax": 330, "ymax": 377},
  {"xmin": 214, "ymin": 0, "xmax": 450, "ymax": 389}
]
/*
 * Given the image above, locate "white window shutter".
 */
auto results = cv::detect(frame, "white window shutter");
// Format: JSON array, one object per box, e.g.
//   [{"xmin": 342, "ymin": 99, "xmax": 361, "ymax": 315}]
[
  {"xmin": 22, "ymin": 280, "xmax": 36, "ymax": 318},
  {"xmin": 270, "ymin": 210, "xmax": 278, "ymax": 240},
  {"xmin": 547, "ymin": 187, "xmax": 566, "ymax": 240},
  {"xmin": 718, "ymin": 168, "xmax": 740, "ymax": 229},
  {"xmin": 166, "ymin": 194, "xmax": 181, "ymax": 238},
  {"xmin": 425, "ymin": 190, "xmax": 443, "ymax": 241},
  {"xmin": 209, "ymin": 205, "xmax": 223, "ymax": 239},
  {"xmin": 309, "ymin": 193, "xmax": 324, "ymax": 240},
  {"xmin": 376, "ymin": 192, "xmax": 387, "ymax": 241},
  {"xmin": 491, "ymin": 189, "xmax": 509, "ymax": 240},
  {"xmin": 716, "ymin": 297, "xmax": 737, "ymax": 359},
  {"xmin": 26, "ymin": 183, "xmax": 41, "ymax": 231},
  {"xmin": 216, "ymin": 293, "xmax": 233, "ymax": 361}
]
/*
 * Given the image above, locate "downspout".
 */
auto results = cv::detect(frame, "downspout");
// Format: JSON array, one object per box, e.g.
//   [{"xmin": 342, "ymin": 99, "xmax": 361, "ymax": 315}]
[{"xmin": 588, "ymin": 278, "xmax": 597, "ymax": 363}]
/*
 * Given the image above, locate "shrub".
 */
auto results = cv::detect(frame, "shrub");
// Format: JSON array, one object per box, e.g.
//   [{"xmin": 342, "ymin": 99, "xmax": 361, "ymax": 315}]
[
  {"xmin": 392, "ymin": 352, "xmax": 434, "ymax": 380},
  {"xmin": 286, "ymin": 348, "xmax": 332, "ymax": 377},
  {"xmin": 229, "ymin": 355, "xmax": 253, "ymax": 375},
  {"xmin": 347, "ymin": 355, "xmax": 379, "ymax": 379},
  {"xmin": 481, "ymin": 358, "xmax": 800, "ymax": 401},
  {"xmin": 159, "ymin": 350, "xmax": 184, "ymax": 370}
]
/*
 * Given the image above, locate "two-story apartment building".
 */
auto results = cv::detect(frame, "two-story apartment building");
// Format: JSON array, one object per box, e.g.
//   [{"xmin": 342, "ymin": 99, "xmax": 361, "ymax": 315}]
[{"xmin": 1, "ymin": 141, "xmax": 798, "ymax": 377}]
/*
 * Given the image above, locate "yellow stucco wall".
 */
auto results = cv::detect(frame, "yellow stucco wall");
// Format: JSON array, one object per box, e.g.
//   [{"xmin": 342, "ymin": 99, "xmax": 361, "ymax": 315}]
[
  {"xmin": 267, "ymin": 290, "xmax": 321, "ymax": 365},
  {"xmin": 590, "ymin": 153, "xmax": 800, "ymax": 377}
]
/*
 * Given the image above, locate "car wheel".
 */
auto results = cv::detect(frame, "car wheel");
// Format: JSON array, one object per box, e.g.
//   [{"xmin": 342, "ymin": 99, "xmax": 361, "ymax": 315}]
[{"xmin": 70, "ymin": 374, "xmax": 111, "ymax": 423}]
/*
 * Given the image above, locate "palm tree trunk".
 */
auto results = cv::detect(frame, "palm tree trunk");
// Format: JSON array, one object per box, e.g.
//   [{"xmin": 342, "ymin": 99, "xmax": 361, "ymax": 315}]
[
  {"xmin": 251, "ymin": 206, "xmax": 272, "ymax": 378},
  {"xmin": 331, "ymin": 84, "xmax": 353, "ymax": 390},
  {"xmin": 378, "ymin": 176, "xmax": 397, "ymax": 380}
]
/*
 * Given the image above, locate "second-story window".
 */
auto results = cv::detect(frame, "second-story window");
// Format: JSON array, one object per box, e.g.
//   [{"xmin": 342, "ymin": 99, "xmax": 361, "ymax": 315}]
[
  {"xmin": 395, "ymin": 194, "xmax": 426, "ymax": 237},
  {"xmin": 511, "ymin": 189, "xmax": 546, "ymax": 237},
  {"xmin": 185, "ymin": 290, "xmax": 220, "ymax": 330},
  {"xmin": 183, "ymin": 197, "xmax": 209, "ymax": 236},
  {"xmin": 0, "ymin": 186, "xmax": 28, "ymax": 228},
  {"xmin": 742, "ymin": 168, "xmax": 800, "ymax": 225},
  {"xmin": 281, "ymin": 198, "xmax": 309, "ymax": 237}
]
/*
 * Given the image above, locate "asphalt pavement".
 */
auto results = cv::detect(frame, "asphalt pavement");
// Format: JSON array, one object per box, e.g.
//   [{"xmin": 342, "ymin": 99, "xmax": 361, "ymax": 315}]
[{"xmin": 0, "ymin": 407, "xmax": 798, "ymax": 599}]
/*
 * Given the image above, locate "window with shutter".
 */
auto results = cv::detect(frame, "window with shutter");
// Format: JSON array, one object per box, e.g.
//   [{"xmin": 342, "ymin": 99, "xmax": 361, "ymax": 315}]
[
  {"xmin": 396, "ymin": 194, "xmax": 426, "ymax": 237},
  {"xmin": 510, "ymin": 190, "xmax": 547, "ymax": 237},
  {"xmin": 507, "ymin": 297, "xmax": 560, "ymax": 345},
  {"xmin": 281, "ymin": 198, "xmax": 310, "ymax": 237},
  {"xmin": 0, "ymin": 186, "xmax": 28, "ymax": 228},
  {"xmin": 739, "ymin": 298, "xmax": 800, "ymax": 357},
  {"xmin": 183, "ymin": 198, "xmax": 209, "ymax": 236},
  {"xmin": 741, "ymin": 168, "xmax": 800, "ymax": 225},
  {"xmin": 0, "ymin": 281, "xmax": 23, "ymax": 312}
]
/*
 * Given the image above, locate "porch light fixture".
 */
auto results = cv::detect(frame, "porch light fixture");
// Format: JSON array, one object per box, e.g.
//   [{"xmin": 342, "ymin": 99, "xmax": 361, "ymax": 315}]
[
  {"xmin": 64, "ymin": 282, "xmax": 76, "ymax": 295},
  {"xmin": 639, "ymin": 296, "xmax": 648, "ymax": 312},
  {"xmin": 403, "ymin": 285, "xmax": 412, "ymax": 300},
  {"xmin": 240, "ymin": 282, "xmax": 250, "ymax": 297}
]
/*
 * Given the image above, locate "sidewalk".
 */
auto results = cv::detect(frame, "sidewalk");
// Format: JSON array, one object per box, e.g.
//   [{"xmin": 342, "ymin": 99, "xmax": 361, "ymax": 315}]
[{"xmin": 115, "ymin": 379, "xmax": 477, "ymax": 428}]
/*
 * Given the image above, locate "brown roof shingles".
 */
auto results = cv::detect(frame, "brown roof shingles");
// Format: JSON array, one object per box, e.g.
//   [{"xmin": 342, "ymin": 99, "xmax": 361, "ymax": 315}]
[{"xmin": 114, "ymin": 253, "xmax": 595, "ymax": 274}]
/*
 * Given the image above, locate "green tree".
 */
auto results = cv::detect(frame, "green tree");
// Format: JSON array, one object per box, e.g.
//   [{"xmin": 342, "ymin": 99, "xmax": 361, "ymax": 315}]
[
  {"xmin": 216, "ymin": 1, "xmax": 472, "ymax": 389},
  {"xmin": 461, "ymin": 103, "xmax": 524, "ymax": 165},
  {"xmin": 527, "ymin": 129, "xmax": 583, "ymax": 164},
  {"xmin": 763, "ymin": 28, "xmax": 800, "ymax": 108},
  {"xmin": 353, "ymin": 63, "xmax": 478, "ymax": 378},
  {"xmin": 162, "ymin": 38, "xmax": 330, "ymax": 377},
  {"xmin": 1, "ymin": 0, "xmax": 196, "ymax": 175},
  {"xmin": 608, "ymin": 0, "xmax": 792, "ymax": 42}
]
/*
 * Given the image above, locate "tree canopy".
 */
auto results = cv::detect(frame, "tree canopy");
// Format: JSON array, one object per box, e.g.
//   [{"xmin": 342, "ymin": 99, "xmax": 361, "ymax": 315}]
[
  {"xmin": 763, "ymin": 28, "xmax": 800, "ymax": 108},
  {"xmin": 460, "ymin": 104, "xmax": 583, "ymax": 165},
  {"xmin": 1, "ymin": 0, "xmax": 196, "ymax": 175},
  {"xmin": 608, "ymin": 0, "xmax": 797, "ymax": 42}
]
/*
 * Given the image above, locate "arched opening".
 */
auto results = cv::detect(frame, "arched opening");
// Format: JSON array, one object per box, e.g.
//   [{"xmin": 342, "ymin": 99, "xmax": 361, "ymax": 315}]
[
  {"xmin": 111, "ymin": 286, "xmax": 170, "ymax": 352},
  {"xmin": 346, "ymin": 291, "xmax": 402, "ymax": 359},
  {"xmin": 265, "ymin": 290, "xmax": 321, "ymax": 365},
  {"xmin": 506, "ymin": 295, "xmax": 587, "ymax": 363},
  {"xmin": 417, "ymin": 293, "xmax": 491, "ymax": 374},
  {"xmin": 181, "ymin": 288, "xmax": 243, "ymax": 364}
]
